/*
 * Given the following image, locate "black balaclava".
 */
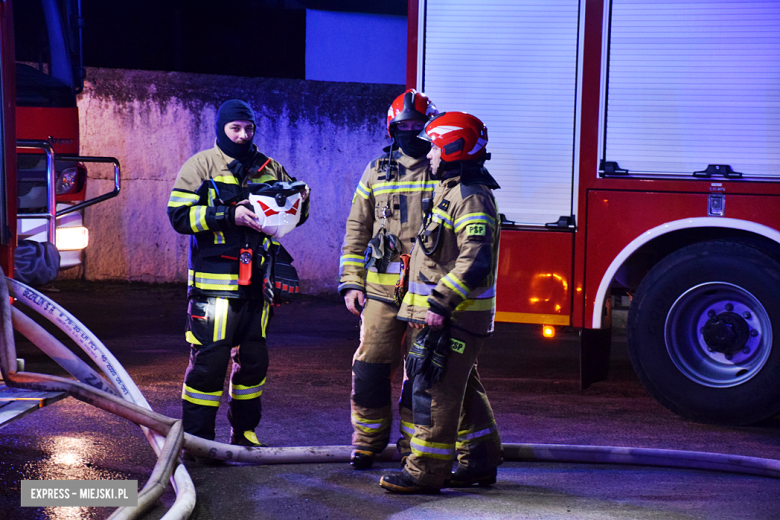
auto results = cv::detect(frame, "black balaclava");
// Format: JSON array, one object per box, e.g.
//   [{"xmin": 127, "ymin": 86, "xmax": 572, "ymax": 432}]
[
  {"xmin": 215, "ymin": 99, "xmax": 256, "ymax": 162},
  {"xmin": 393, "ymin": 126, "xmax": 432, "ymax": 159}
]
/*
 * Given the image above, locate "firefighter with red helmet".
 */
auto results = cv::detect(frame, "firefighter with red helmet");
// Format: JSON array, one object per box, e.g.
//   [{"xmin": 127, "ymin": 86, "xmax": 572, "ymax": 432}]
[
  {"xmin": 380, "ymin": 111, "xmax": 503, "ymax": 493},
  {"xmin": 167, "ymin": 99, "xmax": 309, "ymax": 458},
  {"xmin": 339, "ymin": 89, "xmax": 438, "ymax": 469}
]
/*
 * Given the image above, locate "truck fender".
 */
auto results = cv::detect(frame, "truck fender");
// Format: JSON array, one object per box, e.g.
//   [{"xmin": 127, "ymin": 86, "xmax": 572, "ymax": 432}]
[{"xmin": 591, "ymin": 217, "xmax": 780, "ymax": 329}]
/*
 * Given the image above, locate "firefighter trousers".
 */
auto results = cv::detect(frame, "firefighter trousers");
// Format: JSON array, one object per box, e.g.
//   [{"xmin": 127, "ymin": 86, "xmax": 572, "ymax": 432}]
[
  {"xmin": 181, "ymin": 296, "xmax": 270, "ymax": 440},
  {"xmin": 351, "ymin": 298, "xmax": 413, "ymax": 456},
  {"xmin": 400, "ymin": 326, "xmax": 503, "ymax": 488}
]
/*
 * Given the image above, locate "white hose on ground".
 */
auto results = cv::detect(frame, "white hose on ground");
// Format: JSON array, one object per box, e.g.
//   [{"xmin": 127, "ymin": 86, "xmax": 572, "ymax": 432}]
[
  {"xmin": 6, "ymin": 277, "xmax": 196, "ymax": 519},
  {"xmin": 11, "ymin": 307, "xmax": 117, "ymax": 396},
  {"xmin": 10, "ymin": 370, "xmax": 780, "ymax": 482},
  {"xmin": 108, "ymin": 421, "xmax": 184, "ymax": 520}
]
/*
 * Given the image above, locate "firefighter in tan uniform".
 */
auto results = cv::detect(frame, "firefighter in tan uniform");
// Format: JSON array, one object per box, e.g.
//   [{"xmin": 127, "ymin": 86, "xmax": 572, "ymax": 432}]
[
  {"xmin": 339, "ymin": 90, "xmax": 438, "ymax": 469},
  {"xmin": 380, "ymin": 112, "xmax": 503, "ymax": 493},
  {"xmin": 167, "ymin": 100, "xmax": 309, "ymax": 459}
]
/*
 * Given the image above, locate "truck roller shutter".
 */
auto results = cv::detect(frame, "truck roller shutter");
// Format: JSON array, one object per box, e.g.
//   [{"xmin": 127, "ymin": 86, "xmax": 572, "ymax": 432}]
[
  {"xmin": 603, "ymin": 0, "xmax": 780, "ymax": 178},
  {"xmin": 419, "ymin": 0, "xmax": 582, "ymax": 226}
]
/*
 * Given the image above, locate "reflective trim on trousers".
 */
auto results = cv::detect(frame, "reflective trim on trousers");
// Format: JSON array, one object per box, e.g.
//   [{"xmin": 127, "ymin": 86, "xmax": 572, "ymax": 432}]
[
  {"xmin": 400, "ymin": 420, "xmax": 415, "ymax": 439},
  {"xmin": 181, "ymin": 384, "xmax": 222, "ymax": 407},
  {"xmin": 230, "ymin": 377, "xmax": 266, "ymax": 400},
  {"xmin": 410, "ymin": 437, "xmax": 456, "ymax": 460},
  {"xmin": 213, "ymin": 298, "xmax": 229, "ymax": 342},
  {"xmin": 352, "ymin": 414, "xmax": 390, "ymax": 435},
  {"xmin": 456, "ymin": 423, "xmax": 498, "ymax": 448}
]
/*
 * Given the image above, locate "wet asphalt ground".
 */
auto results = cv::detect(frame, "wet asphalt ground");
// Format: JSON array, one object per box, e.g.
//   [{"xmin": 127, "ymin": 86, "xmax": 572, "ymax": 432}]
[{"xmin": 1, "ymin": 281, "xmax": 780, "ymax": 520}]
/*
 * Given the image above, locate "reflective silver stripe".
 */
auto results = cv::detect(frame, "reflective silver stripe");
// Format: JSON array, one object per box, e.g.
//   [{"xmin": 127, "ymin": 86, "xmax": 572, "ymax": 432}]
[
  {"xmin": 194, "ymin": 274, "xmax": 238, "ymax": 287},
  {"xmin": 408, "ymin": 281, "xmax": 434, "ymax": 296},
  {"xmin": 400, "ymin": 421, "xmax": 415, "ymax": 436},
  {"xmin": 354, "ymin": 419, "xmax": 386, "ymax": 431},
  {"xmin": 183, "ymin": 389, "xmax": 221, "ymax": 403},
  {"xmin": 458, "ymin": 424, "xmax": 497, "ymax": 443},
  {"xmin": 410, "ymin": 438, "xmax": 455, "ymax": 457}
]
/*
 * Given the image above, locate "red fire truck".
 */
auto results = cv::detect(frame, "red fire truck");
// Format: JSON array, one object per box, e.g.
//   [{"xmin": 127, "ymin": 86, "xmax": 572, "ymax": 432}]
[
  {"xmin": 14, "ymin": 0, "xmax": 119, "ymax": 277},
  {"xmin": 409, "ymin": 0, "xmax": 780, "ymax": 425}
]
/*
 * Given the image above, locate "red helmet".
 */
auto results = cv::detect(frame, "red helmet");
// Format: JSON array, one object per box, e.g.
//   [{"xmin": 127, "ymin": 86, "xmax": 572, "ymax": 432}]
[
  {"xmin": 419, "ymin": 112, "xmax": 488, "ymax": 162},
  {"xmin": 386, "ymin": 89, "xmax": 438, "ymax": 136}
]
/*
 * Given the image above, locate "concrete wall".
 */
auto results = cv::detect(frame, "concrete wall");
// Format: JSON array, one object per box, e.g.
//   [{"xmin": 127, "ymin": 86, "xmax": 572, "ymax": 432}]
[{"xmin": 73, "ymin": 67, "xmax": 403, "ymax": 294}]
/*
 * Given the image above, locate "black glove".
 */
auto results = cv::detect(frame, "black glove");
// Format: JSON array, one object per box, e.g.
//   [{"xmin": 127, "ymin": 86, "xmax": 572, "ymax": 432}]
[{"xmin": 406, "ymin": 326, "xmax": 451, "ymax": 383}]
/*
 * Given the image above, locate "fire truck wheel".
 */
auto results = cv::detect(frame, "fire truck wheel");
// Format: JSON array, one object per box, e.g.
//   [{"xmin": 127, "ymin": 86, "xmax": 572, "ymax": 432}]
[{"xmin": 627, "ymin": 240, "xmax": 780, "ymax": 425}]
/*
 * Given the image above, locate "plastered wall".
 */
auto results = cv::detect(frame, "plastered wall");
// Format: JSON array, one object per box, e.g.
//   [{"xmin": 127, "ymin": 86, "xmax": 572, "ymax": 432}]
[{"xmin": 72, "ymin": 67, "xmax": 402, "ymax": 294}]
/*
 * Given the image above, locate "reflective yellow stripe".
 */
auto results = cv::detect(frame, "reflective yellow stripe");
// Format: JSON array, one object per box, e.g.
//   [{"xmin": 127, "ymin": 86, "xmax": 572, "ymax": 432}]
[
  {"xmin": 442, "ymin": 274, "xmax": 469, "ymax": 299},
  {"xmin": 402, "ymin": 291, "xmax": 495, "ymax": 312},
  {"xmin": 366, "ymin": 271, "xmax": 399, "ymax": 286},
  {"xmin": 189, "ymin": 206, "xmax": 208, "ymax": 233},
  {"xmin": 400, "ymin": 420, "xmax": 415, "ymax": 438},
  {"xmin": 192, "ymin": 272, "xmax": 239, "ymax": 291},
  {"xmin": 213, "ymin": 298, "xmax": 229, "ymax": 342},
  {"xmin": 453, "ymin": 212, "xmax": 496, "ymax": 232},
  {"xmin": 212, "ymin": 175, "xmax": 238, "ymax": 185},
  {"xmin": 410, "ymin": 438, "xmax": 455, "ymax": 460},
  {"xmin": 372, "ymin": 180, "xmax": 437, "ymax": 195},
  {"xmin": 261, "ymin": 302, "xmax": 270, "ymax": 339},
  {"xmin": 432, "ymin": 208, "xmax": 453, "ymax": 229},
  {"xmin": 351, "ymin": 414, "xmax": 390, "ymax": 434},
  {"xmin": 355, "ymin": 182, "xmax": 370, "ymax": 200},
  {"xmin": 182, "ymin": 385, "xmax": 222, "ymax": 407},
  {"xmin": 340, "ymin": 254, "xmax": 364, "ymax": 268},
  {"xmin": 214, "ymin": 231, "xmax": 225, "ymax": 245},
  {"xmin": 168, "ymin": 190, "xmax": 199, "ymax": 208},
  {"xmin": 456, "ymin": 423, "xmax": 498, "ymax": 449},
  {"xmin": 247, "ymin": 173, "xmax": 276, "ymax": 184},
  {"xmin": 185, "ymin": 330, "xmax": 202, "ymax": 345},
  {"xmin": 455, "ymin": 297, "xmax": 495, "ymax": 312},
  {"xmin": 230, "ymin": 378, "xmax": 266, "ymax": 400}
]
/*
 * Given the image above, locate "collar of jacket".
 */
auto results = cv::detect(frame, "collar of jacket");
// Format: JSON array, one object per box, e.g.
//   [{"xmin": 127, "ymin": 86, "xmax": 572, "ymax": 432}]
[
  {"xmin": 380, "ymin": 145, "xmax": 429, "ymax": 170},
  {"xmin": 440, "ymin": 162, "xmax": 500, "ymax": 189},
  {"xmin": 212, "ymin": 142, "xmax": 272, "ymax": 184}
]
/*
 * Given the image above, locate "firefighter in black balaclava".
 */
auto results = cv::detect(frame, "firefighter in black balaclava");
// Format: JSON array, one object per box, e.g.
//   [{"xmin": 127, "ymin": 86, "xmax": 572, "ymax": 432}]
[
  {"xmin": 167, "ymin": 99, "xmax": 309, "ymax": 461},
  {"xmin": 338, "ymin": 89, "xmax": 438, "ymax": 470}
]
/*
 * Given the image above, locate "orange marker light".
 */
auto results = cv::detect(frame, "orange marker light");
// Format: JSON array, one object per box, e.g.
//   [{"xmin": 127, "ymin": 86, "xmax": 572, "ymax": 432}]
[{"xmin": 542, "ymin": 325, "xmax": 556, "ymax": 338}]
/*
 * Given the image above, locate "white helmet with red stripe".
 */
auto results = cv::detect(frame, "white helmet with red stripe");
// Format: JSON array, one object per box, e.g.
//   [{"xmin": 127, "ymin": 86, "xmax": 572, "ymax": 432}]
[{"xmin": 247, "ymin": 181, "xmax": 306, "ymax": 238}]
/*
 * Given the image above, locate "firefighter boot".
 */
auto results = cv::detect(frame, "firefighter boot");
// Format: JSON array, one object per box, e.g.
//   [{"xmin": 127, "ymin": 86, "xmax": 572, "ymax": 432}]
[
  {"xmin": 379, "ymin": 472, "xmax": 440, "ymax": 494},
  {"xmin": 350, "ymin": 448, "xmax": 375, "ymax": 470},
  {"xmin": 446, "ymin": 465, "xmax": 498, "ymax": 488},
  {"xmin": 230, "ymin": 429, "xmax": 268, "ymax": 447}
]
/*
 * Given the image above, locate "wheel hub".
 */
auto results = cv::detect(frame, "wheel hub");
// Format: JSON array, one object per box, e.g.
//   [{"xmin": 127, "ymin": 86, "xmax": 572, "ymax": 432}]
[{"xmin": 702, "ymin": 311, "xmax": 750, "ymax": 355}]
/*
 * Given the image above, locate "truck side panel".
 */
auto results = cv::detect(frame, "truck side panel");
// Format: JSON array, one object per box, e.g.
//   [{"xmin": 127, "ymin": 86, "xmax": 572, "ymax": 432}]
[{"xmin": 496, "ymin": 229, "xmax": 574, "ymax": 326}]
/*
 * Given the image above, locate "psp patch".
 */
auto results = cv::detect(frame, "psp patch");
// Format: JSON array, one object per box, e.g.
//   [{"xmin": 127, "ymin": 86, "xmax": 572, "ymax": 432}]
[
  {"xmin": 465, "ymin": 223, "xmax": 487, "ymax": 237},
  {"xmin": 450, "ymin": 338, "xmax": 466, "ymax": 354}
]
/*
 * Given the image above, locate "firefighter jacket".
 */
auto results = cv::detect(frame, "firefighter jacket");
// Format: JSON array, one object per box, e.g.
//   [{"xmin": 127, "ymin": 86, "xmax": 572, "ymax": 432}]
[
  {"xmin": 167, "ymin": 144, "xmax": 309, "ymax": 299},
  {"xmin": 398, "ymin": 164, "xmax": 500, "ymax": 336},
  {"xmin": 339, "ymin": 148, "xmax": 436, "ymax": 303}
]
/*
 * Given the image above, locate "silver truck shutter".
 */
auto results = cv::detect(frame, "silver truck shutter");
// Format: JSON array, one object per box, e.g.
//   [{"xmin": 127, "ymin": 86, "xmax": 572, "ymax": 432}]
[
  {"xmin": 421, "ymin": 0, "xmax": 581, "ymax": 225},
  {"xmin": 604, "ymin": 0, "xmax": 780, "ymax": 178}
]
